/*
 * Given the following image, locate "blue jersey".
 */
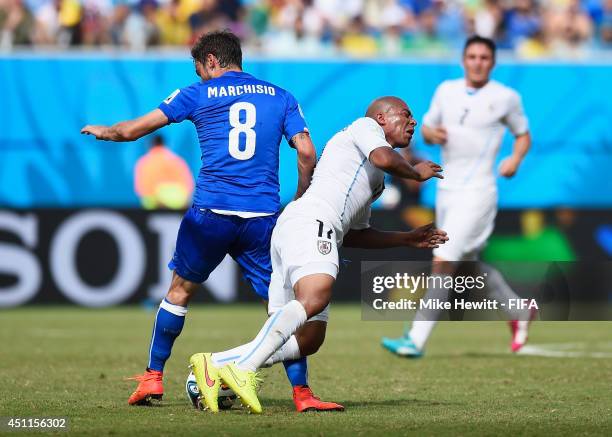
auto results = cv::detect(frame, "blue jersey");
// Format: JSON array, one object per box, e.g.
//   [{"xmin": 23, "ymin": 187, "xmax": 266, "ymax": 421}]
[{"xmin": 158, "ymin": 71, "xmax": 307, "ymax": 213}]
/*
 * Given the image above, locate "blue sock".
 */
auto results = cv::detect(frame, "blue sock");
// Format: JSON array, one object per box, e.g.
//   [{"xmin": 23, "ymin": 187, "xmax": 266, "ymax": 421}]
[
  {"xmin": 283, "ymin": 357, "xmax": 308, "ymax": 387},
  {"xmin": 147, "ymin": 299, "xmax": 187, "ymax": 372}
]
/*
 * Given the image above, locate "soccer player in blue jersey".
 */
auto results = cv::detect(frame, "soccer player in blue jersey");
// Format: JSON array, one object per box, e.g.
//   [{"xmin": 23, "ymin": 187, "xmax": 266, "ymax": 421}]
[{"xmin": 81, "ymin": 30, "xmax": 343, "ymax": 412}]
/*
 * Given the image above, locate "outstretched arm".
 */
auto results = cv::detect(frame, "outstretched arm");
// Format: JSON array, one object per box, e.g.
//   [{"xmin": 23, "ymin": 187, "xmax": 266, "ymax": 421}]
[
  {"xmin": 369, "ymin": 147, "xmax": 443, "ymax": 182},
  {"xmin": 81, "ymin": 109, "xmax": 168, "ymax": 142},
  {"xmin": 400, "ymin": 147, "xmax": 423, "ymax": 165},
  {"xmin": 291, "ymin": 131, "xmax": 317, "ymax": 199},
  {"xmin": 343, "ymin": 223, "xmax": 448, "ymax": 249}
]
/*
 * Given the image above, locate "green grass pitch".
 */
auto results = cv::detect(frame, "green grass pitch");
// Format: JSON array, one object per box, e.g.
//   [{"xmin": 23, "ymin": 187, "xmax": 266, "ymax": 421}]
[{"xmin": 1, "ymin": 305, "xmax": 610, "ymax": 436}]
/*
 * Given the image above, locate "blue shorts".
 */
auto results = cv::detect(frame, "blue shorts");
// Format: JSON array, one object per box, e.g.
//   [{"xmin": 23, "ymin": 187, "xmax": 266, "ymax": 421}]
[{"xmin": 168, "ymin": 206, "xmax": 279, "ymax": 299}]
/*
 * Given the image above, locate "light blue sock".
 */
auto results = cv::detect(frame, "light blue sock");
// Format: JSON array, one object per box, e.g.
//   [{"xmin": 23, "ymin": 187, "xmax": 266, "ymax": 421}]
[
  {"xmin": 283, "ymin": 357, "xmax": 308, "ymax": 387},
  {"xmin": 147, "ymin": 299, "xmax": 187, "ymax": 372}
]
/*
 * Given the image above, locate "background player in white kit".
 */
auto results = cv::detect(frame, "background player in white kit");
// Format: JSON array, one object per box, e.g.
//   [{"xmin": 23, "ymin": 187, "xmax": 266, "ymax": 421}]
[
  {"xmin": 189, "ymin": 96, "xmax": 449, "ymax": 413},
  {"xmin": 382, "ymin": 36, "xmax": 535, "ymax": 358}
]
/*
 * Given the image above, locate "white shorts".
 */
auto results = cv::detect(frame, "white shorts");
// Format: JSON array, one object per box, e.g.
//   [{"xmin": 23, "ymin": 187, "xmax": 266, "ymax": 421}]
[
  {"xmin": 267, "ymin": 204, "xmax": 339, "ymax": 323},
  {"xmin": 433, "ymin": 188, "xmax": 498, "ymax": 261}
]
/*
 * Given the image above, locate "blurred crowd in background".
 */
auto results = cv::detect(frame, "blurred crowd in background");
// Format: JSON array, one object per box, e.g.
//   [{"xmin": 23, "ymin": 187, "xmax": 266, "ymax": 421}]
[{"xmin": 1, "ymin": 0, "xmax": 611, "ymax": 57}]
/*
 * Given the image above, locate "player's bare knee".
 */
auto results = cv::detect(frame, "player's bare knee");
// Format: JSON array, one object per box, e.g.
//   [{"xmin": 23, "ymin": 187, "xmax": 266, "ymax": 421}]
[
  {"xmin": 294, "ymin": 275, "xmax": 333, "ymax": 318},
  {"xmin": 166, "ymin": 273, "xmax": 199, "ymax": 306},
  {"xmin": 298, "ymin": 296, "xmax": 329, "ymax": 319},
  {"xmin": 293, "ymin": 293, "xmax": 327, "ymax": 317},
  {"xmin": 166, "ymin": 288, "xmax": 190, "ymax": 307}
]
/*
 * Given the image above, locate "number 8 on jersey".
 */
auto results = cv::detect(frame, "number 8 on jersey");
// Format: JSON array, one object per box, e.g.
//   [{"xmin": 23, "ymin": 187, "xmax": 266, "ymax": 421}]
[{"xmin": 229, "ymin": 102, "xmax": 256, "ymax": 160}]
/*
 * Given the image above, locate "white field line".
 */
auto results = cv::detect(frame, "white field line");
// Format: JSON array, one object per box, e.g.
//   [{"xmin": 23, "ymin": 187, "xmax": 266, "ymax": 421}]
[{"xmin": 518, "ymin": 343, "xmax": 612, "ymax": 358}]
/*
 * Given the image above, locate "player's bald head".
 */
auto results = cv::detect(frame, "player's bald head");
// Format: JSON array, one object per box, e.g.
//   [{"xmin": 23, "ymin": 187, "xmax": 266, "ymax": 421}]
[
  {"xmin": 365, "ymin": 96, "xmax": 416, "ymax": 148},
  {"xmin": 365, "ymin": 96, "xmax": 408, "ymax": 119}
]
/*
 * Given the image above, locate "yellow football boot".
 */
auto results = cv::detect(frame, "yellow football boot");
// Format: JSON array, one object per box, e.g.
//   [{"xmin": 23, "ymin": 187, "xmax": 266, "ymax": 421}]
[
  {"xmin": 219, "ymin": 363, "xmax": 262, "ymax": 414},
  {"xmin": 189, "ymin": 353, "xmax": 221, "ymax": 413}
]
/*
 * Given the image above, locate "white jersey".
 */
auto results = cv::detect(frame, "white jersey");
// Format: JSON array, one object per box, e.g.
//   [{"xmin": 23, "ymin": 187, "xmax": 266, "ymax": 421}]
[
  {"xmin": 292, "ymin": 117, "xmax": 390, "ymax": 243},
  {"xmin": 422, "ymin": 79, "xmax": 528, "ymax": 191}
]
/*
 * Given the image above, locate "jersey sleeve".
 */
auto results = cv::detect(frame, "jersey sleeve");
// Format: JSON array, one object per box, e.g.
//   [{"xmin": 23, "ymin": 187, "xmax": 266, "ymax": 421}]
[
  {"xmin": 350, "ymin": 205, "xmax": 372, "ymax": 231},
  {"xmin": 158, "ymin": 83, "xmax": 200, "ymax": 123},
  {"xmin": 422, "ymin": 83, "xmax": 445, "ymax": 127},
  {"xmin": 503, "ymin": 90, "xmax": 529, "ymax": 136},
  {"xmin": 348, "ymin": 117, "xmax": 392, "ymax": 159},
  {"xmin": 283, "ymin": 92, "xmax": 308, "ymax": 144}
]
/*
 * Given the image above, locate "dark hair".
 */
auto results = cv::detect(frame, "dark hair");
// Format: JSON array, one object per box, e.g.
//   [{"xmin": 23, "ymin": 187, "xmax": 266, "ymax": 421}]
[
  {"xmin": 463, "ymin": 35, "xmax": 496, "ymax": 58},
  {"xmin": 191, "ymin": 30, "xmax": 242, "ymax": 69}
]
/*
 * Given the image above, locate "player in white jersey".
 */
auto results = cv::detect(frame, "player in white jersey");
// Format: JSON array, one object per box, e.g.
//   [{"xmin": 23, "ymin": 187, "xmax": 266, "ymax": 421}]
[
  {"xmin": 382, "ymin": 36, "xmax": 535, "ymax": 358},
  {"xmin": 188, "ymin": 96, "xmax": 448, "ymax": 413}
]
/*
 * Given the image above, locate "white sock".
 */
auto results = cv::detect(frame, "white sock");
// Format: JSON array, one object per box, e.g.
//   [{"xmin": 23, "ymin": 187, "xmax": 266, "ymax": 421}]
[
  {"xmin": 263, "ymin": 335, "xmax": 301, "ymax": 367},
  {"xmin": 480, "ymin": 264, "xmax": 530, "ymax": 320},
  {"xmin": 409, "ymin": 320, "xmax": 437, "ymax": 350},
  {"xmin": 211, "ymin": 343, "xmax": 253, "ymax": 367},
  {"xmin": 212, "ymin": 335, "xmax": 302, "ymax": 368},
  {"xmin": 409, "ymin": 274, "xmax": 449, "ymax": 350},
  {"xmin": 236, "ymin": 300, "xmax": 307, "ymax": 372}
]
